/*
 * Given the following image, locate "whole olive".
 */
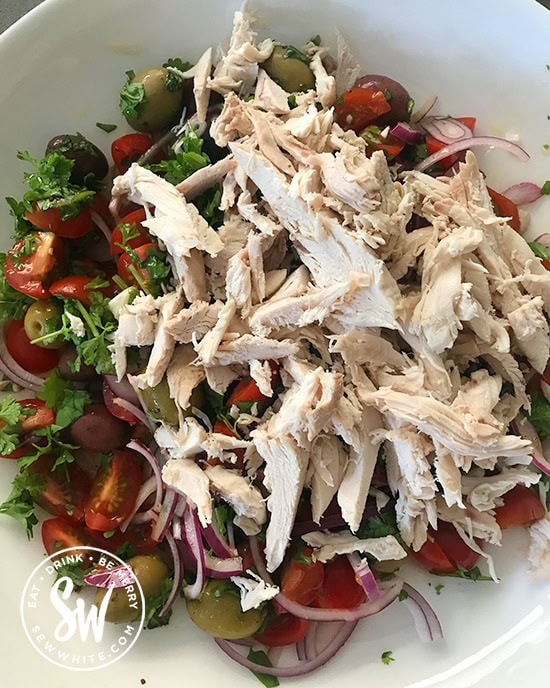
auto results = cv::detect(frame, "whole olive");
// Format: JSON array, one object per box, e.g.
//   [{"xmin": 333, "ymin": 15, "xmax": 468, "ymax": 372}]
[
  {"xmin": 45, "ymin": 133, "xmax": 109, "ymax": 184},
  {"xmin": 68, "ymin": 404, "xmax": 132, "ymax": 452},
  {"xmin": 124, "ymin": 67, "xmax": 183, "ymax": 133},
  {"xmin": 23, "ymin": 300, "xmax": 64, "ymax": 349},
  {"xmin": 58, "ymin": 345, "xmax": 97, "ymax": 381},
  {"xmin": 186, "ymin": 579, "xmax": 266, "ymax": 639},
  {"xmin": 262, "ymin": 45, "xmax": 315, "ymax": 93},
  {"xmin": 93, "ymin": 554, "xmax": 169, "ymax": 624},
  {"xmin": 354, "ymin": 74, "xmax": 411, "ymax": 126},
  {"xmin": 140, "ymin": 377, "xmax": 179, "ymax": 425}
]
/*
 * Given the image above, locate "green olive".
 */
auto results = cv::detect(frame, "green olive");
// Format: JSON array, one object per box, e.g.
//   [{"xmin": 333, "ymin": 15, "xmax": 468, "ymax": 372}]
[
  {"xmin": 186, "ymin": 579, "xmax": 266, "ymax": 639},
  {"xmin": 93, "ymin": 554, "xmax": 169, "ymax": 624},
  {"xmin": 262, "ymin": 46, "xmax": 315, "ymax": 93},
  {"xmin": 126, "ymin": 67, "xmax": 183, "ymax": 133},
  {"xmin": 23, "ymin": 300, "xmax": 63, "ymax": 349},
  {"xmin": 140, "ymin": 377, "xmax": 179, "ymax": 425}
]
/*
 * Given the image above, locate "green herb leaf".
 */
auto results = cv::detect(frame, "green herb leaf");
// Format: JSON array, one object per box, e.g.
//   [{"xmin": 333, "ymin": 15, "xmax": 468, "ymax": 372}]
[
  {"xmin": 115, "ymin": 541, "xmax": 137, "ymax": 560},
  {"xmin": 144, "ymin": 575, "xmax": 174, "ymax": 629},
  {"xmin": 247, "ymin": 649, "xmax": 279, "ymax": 688},
  {"xmin": 120, "ymin": 81, "xmax": 146, "ymax": 120},
  {"xmin": 148, "ymin": 131, "xmax": 209, "ymax": 185},
  {"xmin": 434, "ymin": 566, "xmax": 494, "ymax": 582},
  {"xmin": 38, "ymin": 370, "xmax": 91, "ymax": 429},
  {"xmin": 310, "ymin": 34, "xmax": 321, "ymax": 46},
  {"xmin": 214, "ymin": 502, "xmax": 234, "ymax": 539},
  {"xmin": 357, "ymin": 511, "xmax": 400, "ymax": 540},
  {"xmin": 0, "ymin": 253, "xmax": 32, "ymax": 324},
  {"xmin": 435, "ymin": 583, "xmax": 444, "ymax": 595},
  {"xmin": 0, "ymin": 470, "xmax": 45, "ymax": 537},
  {"xmin": 96, "ymin": 122, "xmax": 118, "ymax": 133},
  {"xmin": 381, "ymin": 650, "xmax": 395, "ymax": 665},
  {"xmin": 528, "ymin": 241, "xmax": 550, "ymax": 261},
  {"xmin": 527, "ymin": 392, "xmax": 550, "ymax": 441},
  {"xmin": 282, "ymin": 45, "xmax": 311, "ymax": 66},
  {"xmin": 162, "ymin": 58, "xmax": 192, "ymax": 91},
  {"xmin": 0, "ymin": 397, "xmax": 23, "ymax": 426},
  {"xmin": 398, "ymin": 588, "xmax": 409, "ymax": 601}
]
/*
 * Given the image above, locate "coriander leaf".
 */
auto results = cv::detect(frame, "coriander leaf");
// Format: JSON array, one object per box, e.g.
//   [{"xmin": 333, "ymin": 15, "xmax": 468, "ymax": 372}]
[
  {"xmin": 148, "ymin": 131, "xmax": 209, "ymax": 185},
  {"xmin": 310, "ymin": 34, "xmax": 321, "ymax": 46},
  {"xmin": 357, "ymin": 511, "xmax": 400, "ymax": 540},
  {"xmin": 162, "ymin": 58, "xmax": 192, "ymax": 91},
  {"xmin": 214, "ymin": 502, "xmax": 234, "ymax": 539},
  {"xmin": 6, "ymin": 196, "xmax": 34, "ymax": 239},
  {"xmin": 0, "ymin": 470, "xmax": 45, "ymax": 537},
  {"xmin": 282, "ymin": 45, "xmax": 311, "ymax": 65},
  {"xmin": 96, "ymin": 122, "xmax": 118, "ymax": 133},
  {"xmin": 0, "ymin": 253, "xmax": 32, "ymax": 324},
  {"xmin": 434, "ymin": 566, "xmax": 494, "ymax": 582},
  {"xmin": 381, "ymin": 650, "xmax": 395, "ymax": 665},
  {"xmin": 529, "ymin": 241, "xmax": 550, "ymax": 261},
  {"xmin": 247, "ymin": 650, "xmax": 279, "ymax": 688},
  {"xmin": 0, "ymin": 396, "xmax": 23, "ymax": 425},
  {"xmin": 398, "ymin": 588, "xmax": 409, "ymax": 601},
  {"xmin": 527, "ymin": 392, "xmax": 550, "ymax": 440},
  {"xmin": 38, "ymin": 370, "xmax": 91, "ymax": 429},
  {"xmin": 541, "ymin": 181, "xmax": 550, "ymax": 195},
  {"xmin": 17, "ymin": 426, "xmax": 78, "ymax": 470},
  {"xmin": 120, "ymin": 81, "xmax": 146, "ymax": 120},
  {"xmin": 194, "ymin": 185, "xmax": 223, "ymax": 228},
  {"xmin": 115, "ymin": 541, "xmax": 137, "ymax": 561},
  {"xmin": 144, "ymin": 576, "xmax": 174, "ymax": 629},
  {"xmin": 292, "ymin": 549, "xmax": 312, "ymax": 565},
  {"xmin": 55, "ymin": 562, "xmax": 88, "ymax": 589},
  {"xmin": 435, "ymin": 583, "xmax": 444, "ymax": 595}
]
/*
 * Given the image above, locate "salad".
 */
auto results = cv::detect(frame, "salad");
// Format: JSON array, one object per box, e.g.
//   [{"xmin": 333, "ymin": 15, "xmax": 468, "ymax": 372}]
[{"xmin": 1, "ymin": 7, "xmax": 550, "ymax": 682}]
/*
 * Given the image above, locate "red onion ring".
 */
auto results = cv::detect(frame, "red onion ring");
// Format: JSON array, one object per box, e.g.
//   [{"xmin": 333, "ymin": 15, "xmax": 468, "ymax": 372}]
[
  {"xmin": 103, "ymin": 375, "xmax": 140, "ymax": 404},
  {"xmin": 90, "ymin": 208, "xmax": 113, "ymax": 243},
  {"xmin": 204, "ymin": 552, "xmax": 243, "ymax": 578},
  {"xmin": 151, "ymin": 488, "xmax": 179, "ymax": 541},
  {"xmin": 347, "ymin": 552, "xmax": 380, "ymax": 600},
  {"xmin": 112, "ymin": 397, "xmax": 154, "ymax": 429},
  {"xmin": 203, "ymin": 521, "xmax": 237, "ymax": 558},
  {"xmin": 120, "ymin": 475, "xmax": 158, "ymax": 532},
  {"xmin": 183, "ymin": 505, "xmax": 206, "ymax": 599},
  {"xmin": 215, "ymin": 621, "xmax": 358, "ymax": 677},
  {"xmin": 0, "ymin": 329, "xmax": 43, "ymax": 392},
  {"xmin": 421, "ymin": 116, "xmax": 473, "ymax": 144},
  {"xmin": 390, "ymin": 121, "xmax": 423, "ymax": 144},
  {"xmin": 126, "ymin": 439, "xmax": 164, "ymax": 510},
  {"xmin": 415, "ymin": 136, "xmax": 529, "ymax": 173},
  {"xmin": 534, "ymin": 233, "xmax": 550, "ymax": 244},
  {"xmin": 401, "ymin": 583, "xmax": 443, "ymax": 643},
  {"xmin": 502, "ymin": 182, "xmax": 542, "ymax": 206},
  {"xmin": 159, "ymin": 530, "xmax": 185, "ymax": 617},
  {"xmin": 410, "ymin": 94, "xmax": 437, "ymax": 123}
]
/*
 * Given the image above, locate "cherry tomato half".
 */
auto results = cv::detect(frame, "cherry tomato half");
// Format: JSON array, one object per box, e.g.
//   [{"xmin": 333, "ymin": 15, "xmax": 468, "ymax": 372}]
[
  {"xmin": 5, "ymin": 319, "xmax": 59, "ymax": 374},
  {"xmin": 226, "ymin": 361, "xmax": 279, "ymax": 406},
  {"xmin": 495, "ymin": 485, "xmax": 545, "ymax": 529},
  {"xmin": 42, "ymin": 517, "xmax": 95, "ymax": 556},
  {"xmin": 27, "ymin": 454, "xmax": 92, "ymax": 522},
  {"xmin": 313, "ymin": 555, "xmax": 365, "ymax": 610},
  {"xmin": 412, "ymin": 521, "xmax": 480, "ymax": 573},
  {"xmin": 254, "ymin": 613, "xmax": 309, "ymax": 647},
  {"xmin": 26, "ymin": 204, "xmax": 93, "ymax": 239},
  {"xmin": 280, "ymin": 547, "xmax": 324, "ymax": 607},
  {"xmin": 335, "ymin": 87, "xmax": 391, "ymax": 133},
  {"xmin": 49, "ymin": 274, "xmax": 113, "ymax": 306},
  {"xmin": 4, "ymin": 231, "xmax": 64, "ymax": 298},
  {"xmin": 110, "ymin": 208, "xmax": 150, "ymax": 255},
  {"xmin": 19, "ymin": 398, "xmax": 55, "ymax": 432},
  {"xmin": 487, "ymin": 187, "xmax": 521, "ymax": 233},
  {"xmin": 111, "ymin": 134, "xmax": 154, "ymax": 175},
  {"xmin": 206, "ymin": 420, "xmax": 244, "ymax": 470},
  {"xmin": 84, "ymin": 450, "xmax": 142, "ymax": 532}
]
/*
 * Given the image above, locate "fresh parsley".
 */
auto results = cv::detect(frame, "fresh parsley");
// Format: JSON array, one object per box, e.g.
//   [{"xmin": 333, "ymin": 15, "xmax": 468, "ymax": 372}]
[
  {"xmin": 310, "ymin": 34, "xmax": 321, "ymax": 46},
  {"xmin": 357, "ymin": 512, "xmax": 400, "ymax": 540},
  {"xmin": 144, "ymin": 575, "xmax": 174, "ymax": 629},
  {"xmin": 119, "ymin": 77, "xmax": 146, "ymax": 120},
  {"xmin": 115, "ymin": 541, "xmax": 137, "ymax": 561},
  {"xmin": 0, "ymin": 470, "xmax": 45, "ymax": 537},
  {"xmin": 381, "ymin": 650, "xmax": 395, "ymax": 665},
  {"xmin": 529, "ymin": 241, "xmax": 550, "ymax": 261},
  {"xmin": 214, "ymin": 502, "xmax": 234, "ymax": 539},
  {"xmin": 247, "ymin": 649, "xmax": 279, "ymax": 688},
  {"xmin": 282, "ymin": 45, "xmax": 311, "ymax": 66},
  {"xmin": 37, "ymin": 369, "xmax": 91, "ymax": 430},
  {"xmin": 148, "ymin": 131, "xmax": 209, "ymax": 185},
  {"xmin": 17, "ymin": 150, "xmax": 95, "ymax": 220},
  {"xmin": 541, "ymin": 180, "xmax": 550, "ymax": 195},
  {"xmin": 96, "ymin": 122, "xmax": 118, "ymax": 133},
  {"xmin": 527, "ymin": 392, "xmax": 550, "ymax": 441},
  {"xmin": 435, "ymin": 583, "xmax": 444, "ymax": 595},
  {"xmin": 434, "ymin": 566, "xmax": 493, "ymax": 582},
  {"xmin": 162, "ymin": 58, "xmax": 192, "ymax": 91},
  {"xmin": 398, "ymin": 588, "xmax": 409, "ymax": 601},
  {"xmin": 0, "ymin": 397, "xmax": 23, "ymax": 455}
]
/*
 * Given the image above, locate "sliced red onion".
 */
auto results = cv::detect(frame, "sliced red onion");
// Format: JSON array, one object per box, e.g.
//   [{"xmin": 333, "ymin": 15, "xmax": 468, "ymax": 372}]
[
  {"xmin": 151, "ymin": 488, "xmax": 179, "ymax": 541},
  {"xmin": 227, "ymin": 521, "xmax": 236, "ymax": 550},
  {"xmin": 126, "ymin": 439, "xmax": 164, "ymax": 510},
  {"xmin": 511, "ymin": 415, "xmax": 550, "ymax": 476},
  {"xmin": 421, "ymin": 116, "xmax": 473, "ymax": 144},
  {"xmin": 415, "ymin": 136, "xmax": 529, "ymax": 173},
  {"xmin": 204, "ymin": 552, "xmax": 243, "ymax": 578},
  {"xmin": 112, "ymin": 397, "xmax": 154, "ymax": 430},
  {"xmin": 390, "ymin": 121, "xmax": 423, "ymax": 144},
  {"xmin": 120, "ymin": 475, "xmax": 158, "ymax": 532},
  {"xmin": 401, "ymin": 583, "xmax": 443, "ymax": 643},
  {"xmin": 0, "ymin": 329, "xmax": 43, "ymax": 392},
  {"xmin": 183, "ymin": 505, "xmax": 206, "ymax": 599},
  {"xmin": 296, "ymin": 637, "xmax": 307, "ymax": 662},
  {"xmin": 534, "ymin": 233, "xmax": 550, "ymax": 244},
  {"xmin": 502, "ymin": 182, "xmax": 542, "ymax": 206},
  {"xmin": 304, "ymin": 621, "xmax": 320, "ymax": 660},
  {"xmin": 159, "ymin": 530, "xmax": 185, "ymax": 617},
  {"xmin": 410, "ymin": 94, "xmax": 437, "ymax": 123},
  {"xmin": 90, "ymin": 208, "xmax": 113, "ymax": 243},
  {"xmin": 131, "ymin": 508, "xmax": 157, "ymax": 525},
  {"xmin": 203, "ymin": 521, "xmax": 236, "ymax": 559},
  {"xmin": 347, "ymin": 552, "xmax": 380, "ymax": 600},
  {"xmin": 104, "ymin": 375, "xmax": 140, "ymax": 404},
  {"xmin": 215, "ymin": 621, "xmax": 358, "ymax": 677}
]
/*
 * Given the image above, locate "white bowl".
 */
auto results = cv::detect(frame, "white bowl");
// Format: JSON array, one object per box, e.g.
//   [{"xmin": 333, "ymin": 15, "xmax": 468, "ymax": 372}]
[{"xmin": 1, "ymin": 1, "xmax": 550, "ymax": 687}]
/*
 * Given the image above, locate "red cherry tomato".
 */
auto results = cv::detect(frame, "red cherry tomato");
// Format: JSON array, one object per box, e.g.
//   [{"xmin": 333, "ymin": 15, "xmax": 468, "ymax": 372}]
[
  {"xmin": 280, "ymin": 548, "xmax": 324, "ymax": 607},
  {"xmin": 27, "ymin": 454, "xmax": 92, "ymax": 522},
  {"xmin": 487, "ymin": 187, "xmax": 521, "ymax": 233},
  {"xmin": 5, "ymin": 319, "xmax": 59, "ymax": 374},
  {"xmin": 226, "ymin": 361, "xmax": 279, "ymax": 406},
  {"xmin": 84, "ymin": 450, "xmax": 142, "ymax": 532},
  {"xmin": 19, "ymin": 398, "xmax": 55, "ymax": 432},
  {"xmin": 425, "ymin": 116, "xmax": 476, "ymax": 170},
  {"xmin": 314, "ymin": 555, "xmax": 365, "ymax": 610},
  {"xmin": 49, "ymin": 275, "xmax": 114, "ymax": 306},
  {"xmin": 111, "ymin": 134, "xmax": 155, "ymax": 174},
  {"xmin": 412, "ymin": 521, "xmax": 480, "ymax": 573},
  {"xmin": 110, "ymin": 208, "xmax": 150, "ymax": 255},
  {"xmin": 206, "ymin": 420, "xmax": 245, "ymax": 470},
  {"xmin": 495, "ymin": 485, "xmax": 545, "ymax": 529},
  {"xmin": 25, "ymin": 204, "xmax": 93, "ymax": 239},
  {"xmin": 254, "ymin": 613, "xmax": 309, "ymax": 647},
  {"xmin": 4, "ymin": 231, "xmax": 64, "ymax": 298},
  {"xmin": 117, "ymin": 242, "xmax": 162, "ymax": 292},
  {"xmin": 335, "ymin": 87, "xmax": 392, "ymax": 133},
  {"xmin": 42, "ymin": 517, "xmax": 95, "ymax": 556},
  {"xmin": 102, "ymin": 379, "xmax": 141, "ymax": 426}
]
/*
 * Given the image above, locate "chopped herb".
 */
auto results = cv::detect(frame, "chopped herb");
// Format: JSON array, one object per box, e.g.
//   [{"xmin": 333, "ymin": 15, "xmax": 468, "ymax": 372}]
[
  {"xmin": 310, "ymin": 34, "xmax": 321, "ymax": 46},
  {"xmin": 398, "ymin": 588, "xmax": 409, "ymax": 601},
  {"xmin": 0, "ymin": 397, "xmax": 23, "ymax": 456},
  {"xmin": 287, "ymin": 94, "xmax": 297, "ymax": 108},
  {"xmin": 528, "ymin": 241, "xmax": 550, "ymax": 261},
  {"xmin": 381, "ymin": 650, "xmax": 395, "ymax": 665},
  {"xmin": 247, "ymin": 649, "xmax": 279, "ymax": 688},
  {"xmin": 527, "ymin": 392, "xmax": 550, "ymax": 440},
  {"xmin": 335, "ymin": 95, "xmax": 344, "ymax": 106},
  {"xmin": 148, "ymin": 130, "xmax": 209, "ymax": 185},
  {"xmin": 544, "ymin": 144, "xmax": 550, "ymax": 151},
  {"xmin": 37, "ymin": 370, "xmax": 91, "ymax": 430},
  {"xmin": 407, "ymin": 97, "xmax": 415, "ymax": 117},
  {"xmin": 144, "ymin": 575, "xmax": 175, "ymax": 629},
  {"xmin": 292, "ymin": 549, "xmax": 312, "ymax": 565},
  {"xmin": 384, "ymin": 88, "xmax": 392, "ymax": 102},
  {"xmin": 0, "ymin": 396, "xmax": 23, "ymax": 426},
  {"xmin": 214, "ymin": 502, "xmax": 234, "ymax": 539},
  {"xmin": 0, "ymin": 253, "xmax": 32, "ymax": 324},
  {"xmin": 115, "ymin": 541, "xmax": 137, "ymax": 561},
  {"xmin": 0, "ymin": 470, "xmax": 45, "ymax": 537},
  {"xmin": 435, "ymin": 583, "xmax": 444, "ymax": 595},
  {"xmin": 102, "ymin": 529, "xmax": 115, "ymax": 538},
  {"xmin": 357, "ymin": 512, "xmax": 400, "ymax": 541},
  {"xmin": 541, "ymin": 180, "xmax": 550, "ymax": 195},
  {"xmin": 282, "ymin": 45, "xmax": 311, "ymax": 66},
  {"xmin": 55, "ymin": 560, "xmax": 88, "ymax": 589},
  {"xmin": 96, "ymin": 122, "xmax": 118, "ymax": 133},
  {"xmin": 434, "ymin": 566, "xmax": 494, "ymax": 582},
  {"xmin": 162, "ymin": 58, "xmax": 192, "ymax": 91},
  {"xmin": 17, "ymin": 427, "xmax": 78, "ymax": 471},
  {"xmin": 119, "ymin": 77, "xmax": 146, "ymax": 120},
  {"xmin": 6, "ymin": 196, "xmax": 34, "ymax": 239}
]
